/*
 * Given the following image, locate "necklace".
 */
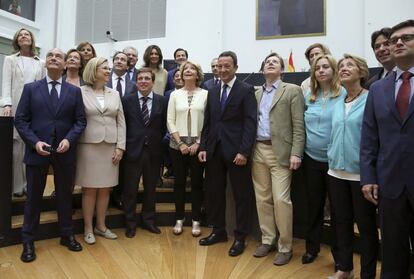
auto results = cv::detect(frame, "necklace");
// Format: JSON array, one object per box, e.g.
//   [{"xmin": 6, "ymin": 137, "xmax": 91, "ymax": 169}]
[{"xmin": 345, "ymin": 88, "xmax": 364, "ymax": 103}]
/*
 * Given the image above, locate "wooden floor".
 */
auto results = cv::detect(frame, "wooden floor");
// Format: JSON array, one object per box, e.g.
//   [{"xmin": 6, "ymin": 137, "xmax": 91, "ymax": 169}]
[{"xmin": 0, "ymin": 228, "xmax": 382, "ymax": 279}]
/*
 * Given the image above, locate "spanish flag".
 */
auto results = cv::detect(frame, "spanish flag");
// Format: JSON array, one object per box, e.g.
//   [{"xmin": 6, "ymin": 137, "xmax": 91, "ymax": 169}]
[{"xmin": 287, "ymin": 50, "xmax": 295, "ymax": 72}]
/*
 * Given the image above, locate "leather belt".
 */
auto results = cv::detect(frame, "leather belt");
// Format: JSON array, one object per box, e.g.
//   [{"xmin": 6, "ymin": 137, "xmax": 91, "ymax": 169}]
[{"xmin": 257, "ymin": 140, "xmax": 272, "ymax": 145}]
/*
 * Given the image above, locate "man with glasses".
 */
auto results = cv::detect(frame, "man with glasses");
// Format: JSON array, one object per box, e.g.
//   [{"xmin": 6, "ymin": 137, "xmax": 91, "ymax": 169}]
[
  {"xmin": 361, "ymin": 19, "xmax": 414, "ymax": 278},
  {"xmin": 366, "ymin": 28, "xmax": 396, "ymax": 89}
]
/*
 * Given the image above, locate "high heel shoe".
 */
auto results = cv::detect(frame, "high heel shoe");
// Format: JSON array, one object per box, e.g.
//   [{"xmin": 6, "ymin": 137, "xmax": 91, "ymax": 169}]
[
  {"xmin": 173, "ymin": 219, "xmax": 185, "ymax": 235},
  {"xmin": 192, "ymin": 220, "xmax": 201, "ymax": 237}
]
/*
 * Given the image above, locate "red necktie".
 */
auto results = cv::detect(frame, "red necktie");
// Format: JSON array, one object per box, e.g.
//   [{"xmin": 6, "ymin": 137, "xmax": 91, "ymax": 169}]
[{"xmin": 396, "ymin": 72, "xmax": 413, "ymax": 119}]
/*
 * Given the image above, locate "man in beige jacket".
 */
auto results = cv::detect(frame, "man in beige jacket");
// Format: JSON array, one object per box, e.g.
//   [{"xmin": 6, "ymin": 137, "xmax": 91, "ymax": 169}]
[{"xmin": 252, "ymin": 52, "xmax": 304, "ymax": 265}]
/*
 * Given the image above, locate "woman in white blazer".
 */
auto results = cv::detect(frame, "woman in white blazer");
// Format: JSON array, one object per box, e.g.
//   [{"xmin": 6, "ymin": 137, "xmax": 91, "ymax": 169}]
[
  {"xmin": 167, "ymin": 61, "xmax": 208, "ymax": 236},
  {"xmin": 76, "ymin": 57, "xmax": 126, "ymax": 244},
  {"xmin": 1, "ymin": 28, "xmax": 45, "ymax": 196}
]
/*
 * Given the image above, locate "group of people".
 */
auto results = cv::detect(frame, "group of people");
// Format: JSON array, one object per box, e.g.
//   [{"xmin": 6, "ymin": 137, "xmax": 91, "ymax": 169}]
[{"xmin": 1, "ymin": 18, "xmax": 414, "ymax": 279}]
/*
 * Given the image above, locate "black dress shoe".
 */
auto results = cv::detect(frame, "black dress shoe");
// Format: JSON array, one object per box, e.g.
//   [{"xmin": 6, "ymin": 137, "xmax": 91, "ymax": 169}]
[
  {"xmin": 142, "ymin": 222, "xmax": 161, "ymax": 234},
  {"xmin": 60, "ymin": 235, "xmax": 82, "ymax": 251},
  {"xmin": 302, "ymin": 252, "xmax": 317, "ymax": 264},
  {"xmin": 228, "ymin": 239, "xmax": 245, "ymax": 256},
  {"xmin": 199, "ymin": 231, "xmax": 228, "ymax": 246},
  {"xmin": 125, "ymin": 227, "xmax": 136, "ymax": 238},
  {"xmin": 21, "ymin": 242, "xmax": 36, "ymax": 263}
]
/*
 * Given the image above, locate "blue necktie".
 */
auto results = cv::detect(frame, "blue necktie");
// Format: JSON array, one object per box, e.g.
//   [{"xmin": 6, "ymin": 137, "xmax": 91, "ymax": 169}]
[
  {"xmin": 220, "ymin": 84, "xmax": 228, "ymax": 111},
  {"xmin": 50, "ymin": 81, "xmax": 59, "ymax": 112}
]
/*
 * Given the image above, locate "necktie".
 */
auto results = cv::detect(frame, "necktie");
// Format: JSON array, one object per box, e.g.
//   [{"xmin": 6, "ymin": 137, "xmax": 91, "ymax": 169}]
[
  {"xmin": 215, "ymin": 78, "xmax": 220, "ymax": 85},
  {"xmin": 141, "ymin": 97, "xmax": 150, "ymax": 126},
  {"xmin": 116, "ymin": 77, "xmax": 123, "ymax": 97},
  {"xmin": 50, "ymin": 81, "xmax": 59, "ymax": 112},
  {"xmin": 220, "ymin": 84, "xmax": 228, "ymax": 111},
  {"xmin": 396, "ymin": 72, "xmax": 413, "ymax": 119}
]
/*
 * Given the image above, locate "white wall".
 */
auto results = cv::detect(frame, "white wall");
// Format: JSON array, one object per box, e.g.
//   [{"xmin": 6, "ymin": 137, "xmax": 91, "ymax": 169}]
[{"xmin": 2, "ymin": 0, "xmax": 413, "ymax": 72}]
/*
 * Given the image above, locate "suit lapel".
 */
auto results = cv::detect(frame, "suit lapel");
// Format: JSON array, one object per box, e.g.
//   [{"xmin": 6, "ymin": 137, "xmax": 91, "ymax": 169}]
[
  {"xmin": 86, "ymin": 86, "xmax": 105, "ymax": 113},
  {"xmin": 134, "ymin": 94, "xmax": 145, "ymax": 125},
  {"xmin": 149, "ymin": 94, "xmax": 158, "ymax": 125},
  {"xmin": 384, "ymin": 72, "xmax": 401, "ymax": 123},
  {"xmin": 270, "ymin": 82, "xmax": 286, "ymax": 111},
  {"xmin": 40, "ymin": 78, "xmax": 55, "ymax": 115},
  {"xmin": 55, "ymin": 81, "xmax": 70, "ymax": 115}
]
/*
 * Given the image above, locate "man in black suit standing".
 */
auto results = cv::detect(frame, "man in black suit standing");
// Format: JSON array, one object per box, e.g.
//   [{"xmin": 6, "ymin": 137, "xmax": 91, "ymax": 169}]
[
  {"xmin": 123, "ymin": 46, "xmax": 139, "ymax": 82},
  {"xmin": 14, "ymin": 48, "xmax": 86, "ymax": 262},
  {"xmin": 165, "ymin": 48, "xmax": 188, "ymax": 91},
  {"xmin": 198, "ymin": 51, "xmax": 257, "ymax": 256},
  {"xmin": 108, "ymin": 51, "xmax": 136, "ymax": 209},
  {"xmin": 121, "ymin": 67, "xmax": 167, "ymax": 237},
  {"xmin": 202, "ymin": 58, "xmax": 220, "ymax": 91},
  {"xmin": 365, "ymin": 27, "xmax": 396, "ymax": 89},
  {"xmin": 360, "ymin": 19, "xmax": 414, "ymax": 278}
]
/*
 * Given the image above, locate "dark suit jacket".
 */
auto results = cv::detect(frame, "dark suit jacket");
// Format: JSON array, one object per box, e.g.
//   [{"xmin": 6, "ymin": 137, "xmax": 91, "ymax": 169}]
[
  {"xmin": 14, "ymin": 78, "xmax": 86, "ymax": 166},
  {"xmin": 106, "ymin": 71, "xmax": 136, "ymax": 97},
  {"xmin": 165, "ymin": 68, "xmax": 177, "ymax": 92},
  {"xmin": 365, "ymin": 68, "xmax": 384, "ymax": 89},
  {"xmin": 200, "ymin": 78, "xmax": 257, "ymax": 161},
  {"xmin": 202, "ymin": 78, "xmax": 220, "ymax": 91},
  {"xmin": 122, "ymin": 92, "xmax": 167, "ymax": 161},
  {"xmin": 360, "ymin": 72, "xmax": 414, "ymax": 198},
  {"xmin": 126, "ymin": 67, "xmax": 138, "ymax": 82}
]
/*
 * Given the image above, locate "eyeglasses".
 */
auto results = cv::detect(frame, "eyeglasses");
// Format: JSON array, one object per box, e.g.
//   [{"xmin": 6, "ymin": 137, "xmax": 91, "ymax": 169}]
[
  {"xmin": 98, "ymin": 66, "xmax": 110, "ymax": 71},
  {"xmin": 389, "ymin": 34, "xmax": 414, "ymax": 45}
]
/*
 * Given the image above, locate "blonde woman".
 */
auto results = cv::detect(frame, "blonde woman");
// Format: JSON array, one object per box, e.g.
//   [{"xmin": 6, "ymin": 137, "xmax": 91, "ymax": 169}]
[
  {"xmin": 302, "ymin": 54, "xmax": 345, "ymax": 265},
  {"xmin": 167, "ymin": 61, "xmax": 207, "ymax": 236},
  {"xmin": 76, "ymin": 57, "xmax": 126, "ymax": 244}
]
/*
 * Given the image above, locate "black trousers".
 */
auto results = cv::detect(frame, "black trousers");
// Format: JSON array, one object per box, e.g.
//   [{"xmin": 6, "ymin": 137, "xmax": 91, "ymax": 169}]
[
  {"xmin": 205, "ymin": 144, "xmax": 254, "ymax": 240},
  {"xmin": 22, "ymin": 160, "xmax": 75, "ymax": 243},
  {"xmin": 303, "ymin": 154, "xmax": 338, "ymax": 257},
  {"xmin": 328, "ymin": 175, "xmax": 378, "ymax": 279},
  {"xmin": 169, "ymin": 148, "xmax": 204, "ymax": 221},
  {"xmin": 122, "ymin": 147, "xmax": 160, "ymax": 230},
  {"xmin": 379, "ymin": 189, "xmax": 414, "ymax": 279}
]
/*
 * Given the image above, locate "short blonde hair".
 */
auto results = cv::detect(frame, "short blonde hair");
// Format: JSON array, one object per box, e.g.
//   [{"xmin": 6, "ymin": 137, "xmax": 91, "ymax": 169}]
[
  {"xmin": 338, "ymin": 54, "xmax": 369, "ymax": 87},
  {"xmin": 309, "ymin": 55, "xmax": 341, "ymax": 103},
  {"xmin": 82, "ymin": 57, "xmax": 107, "ymax": 86},
  {"xmin": 179, "ymin": 60, "xmax": 204, "ymax": 87}
]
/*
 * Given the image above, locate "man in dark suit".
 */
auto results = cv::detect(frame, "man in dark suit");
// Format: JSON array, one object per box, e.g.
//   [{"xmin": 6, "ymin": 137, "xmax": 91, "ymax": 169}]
[
  {"xmin": 14, "ymin": 48, "xmax": 86, "ymax": 262},
  {"xmin": 121, "ymin": 67, "xmax": 167, "ymax": 237},
  {"xmin": 198, "ymin": 51, "xmax": 257, "ymax": 256},
  {"xmin": 360, "ymin": 19, "xmax": 414, "ymax": 278},
  {"xmin": 123, "ymin": 46, "xmax": 139, "ymax": 82},
  {"xmin": 107, "ymin": 51, "xmax": 136, "ymax": 98},
  {"xmin": 202, "ymin": 58, "xmax": 220, "ymax": 91},
  {"xmin": 365, "ymin": 27, "xmax": 396, "ymax": 89},
  {"xmin": 107, "ymin": 51, "xmax": 136, "ymax": 209},
  {"xmin": 165, "ymin": 48, "xmax": 188, "ymax": 91}
]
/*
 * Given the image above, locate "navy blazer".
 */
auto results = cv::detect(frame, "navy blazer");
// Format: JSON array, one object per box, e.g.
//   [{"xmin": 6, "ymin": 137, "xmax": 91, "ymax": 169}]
[
  {"xmin": 365, "ymin": 68, "xmax": 384, "ymax": 90},
  {"xmin": 14, "ymin": 78, "xmax": 86, "ymax": 166},
  {"xmin": 200, "ymin": 78, "xmax": 257, "ymax": 161},
  {"xmin": 106, "ymin": 71, "xmax": 136, "ymax": 98},
  {"xmin": 202, "ymin": 78, "xmax": 220, "ymax": 91},
  {"xmin": 360, "ymin": 72, "xmax": 414, "ymax": 198},
  {"xmin": 122, "ymin": 92, "xmax": 167, "ymax": 161}
]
